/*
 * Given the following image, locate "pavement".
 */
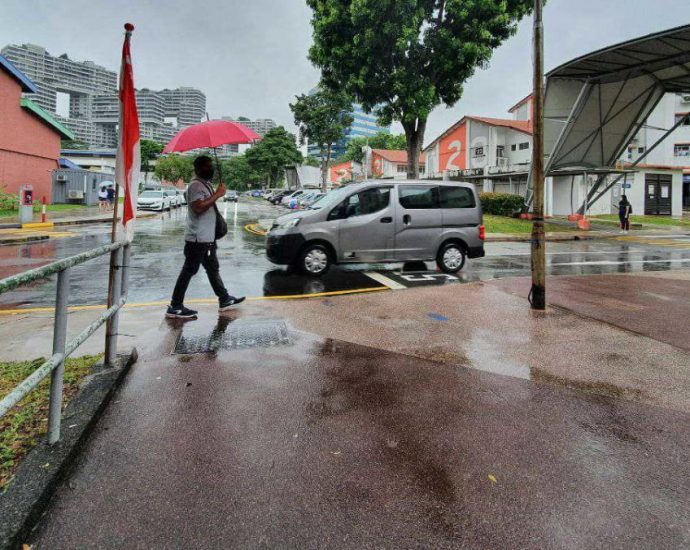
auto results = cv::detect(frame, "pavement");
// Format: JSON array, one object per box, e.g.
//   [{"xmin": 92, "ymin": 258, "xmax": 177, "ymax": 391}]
[{"xmin": 10, "ymin": 267, "xmax": 690, "ymax": 549}]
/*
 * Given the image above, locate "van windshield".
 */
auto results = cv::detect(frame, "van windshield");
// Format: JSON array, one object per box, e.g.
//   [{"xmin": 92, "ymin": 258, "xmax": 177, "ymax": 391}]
[{"xmin": 308, "ymin": 186, "xmax": 351, "ymax": 210}]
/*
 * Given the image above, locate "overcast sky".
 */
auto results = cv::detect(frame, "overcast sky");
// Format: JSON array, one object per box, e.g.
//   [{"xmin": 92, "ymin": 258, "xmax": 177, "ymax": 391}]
[{"xmin": 2, "ymin": 0, "xmax": 689, "ymax": 145}]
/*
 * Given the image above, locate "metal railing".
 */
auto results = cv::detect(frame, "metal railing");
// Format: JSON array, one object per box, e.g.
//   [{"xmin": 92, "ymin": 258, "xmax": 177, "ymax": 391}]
[{"xmin": 0, "ymin": 241, "xmax": 130, "ymax": 444}]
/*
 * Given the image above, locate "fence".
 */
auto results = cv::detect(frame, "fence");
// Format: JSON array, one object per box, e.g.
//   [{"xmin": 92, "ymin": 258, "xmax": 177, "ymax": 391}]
[{"xmin": 0, "ymin": 241, "xmax": 130, "ymax": 444}]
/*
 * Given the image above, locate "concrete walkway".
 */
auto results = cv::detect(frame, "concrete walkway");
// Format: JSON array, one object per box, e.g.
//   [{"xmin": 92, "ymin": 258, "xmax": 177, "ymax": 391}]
[{"xmin": 19, "ymin": 271, "xmax": 690, "ymax": 548}]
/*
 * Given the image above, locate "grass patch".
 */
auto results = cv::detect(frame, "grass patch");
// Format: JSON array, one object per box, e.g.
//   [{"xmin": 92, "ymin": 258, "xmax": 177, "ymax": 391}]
[
  {"xmin": 484, "ymin": 214, "xmax": 574, "ymax": 234},
  {"xmin": 591, "ymin": 214, "xmax": 690, "ymax": 228},
  {"xmin": 0, "ymin": 354, "xmax": 101, "ymax": 489}
]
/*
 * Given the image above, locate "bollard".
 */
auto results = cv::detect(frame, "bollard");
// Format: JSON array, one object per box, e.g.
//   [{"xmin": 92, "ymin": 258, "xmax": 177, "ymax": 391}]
[
  {"xmin": 41, "ymin": 196, "xmax": 47, "ymax": 223},
  {"xmin": 47, "ymin": 268, "xmax": 70, "ymax": 444}
]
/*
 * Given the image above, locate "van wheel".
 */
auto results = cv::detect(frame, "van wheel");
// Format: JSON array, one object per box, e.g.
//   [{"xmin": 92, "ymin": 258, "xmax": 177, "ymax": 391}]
[
  {"xmin": 298, "ymin": 244, "xmax": 331, "ymax": 276},
  {"xmin": 437, "ymin": 242, "xmax": 466, "ymax": 274}
]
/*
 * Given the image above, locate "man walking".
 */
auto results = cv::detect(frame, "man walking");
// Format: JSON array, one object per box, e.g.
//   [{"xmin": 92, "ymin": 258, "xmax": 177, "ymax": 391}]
[{"xmin": 167, "ymin": 155, "xmax": 244, "ymax": 319}]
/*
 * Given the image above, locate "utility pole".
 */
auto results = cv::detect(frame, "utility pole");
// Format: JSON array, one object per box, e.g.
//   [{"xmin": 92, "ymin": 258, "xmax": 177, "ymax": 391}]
[{"xmin": 530, "ymin": 0, "xmax": 546, "ymax": 310}]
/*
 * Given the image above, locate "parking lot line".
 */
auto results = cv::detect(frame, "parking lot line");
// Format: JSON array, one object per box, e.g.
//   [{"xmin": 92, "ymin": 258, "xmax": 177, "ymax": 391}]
[{"xmin": 363, "ymin": 271, "xmax": 408, "ymax": 290}]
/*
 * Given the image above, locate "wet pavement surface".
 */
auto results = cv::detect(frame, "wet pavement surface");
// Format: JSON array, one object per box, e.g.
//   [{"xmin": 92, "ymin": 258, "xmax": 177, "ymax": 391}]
[
  {"xmin": 30, "ymin": 312, "xmax": 690, "ymax": 549},
  {"xmin": 1, "ymin": 199, "xmax": 690, "ymax": 310}
]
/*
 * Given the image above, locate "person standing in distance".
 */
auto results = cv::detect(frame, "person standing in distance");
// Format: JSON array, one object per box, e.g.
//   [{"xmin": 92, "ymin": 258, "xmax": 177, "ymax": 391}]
[
  {"xmin": 166, "ymin": 155, "xmax": 245, "ymax": 319},
  {"xmin": 618, "ymin": 194, "xmax": 632, "ymax": 234}
]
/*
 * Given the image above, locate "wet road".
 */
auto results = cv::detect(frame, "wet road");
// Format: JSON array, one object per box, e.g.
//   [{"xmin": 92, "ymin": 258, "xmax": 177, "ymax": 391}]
[{"xmin": 1, "ymin": 198, "xmax": 690, "ymax": 309}]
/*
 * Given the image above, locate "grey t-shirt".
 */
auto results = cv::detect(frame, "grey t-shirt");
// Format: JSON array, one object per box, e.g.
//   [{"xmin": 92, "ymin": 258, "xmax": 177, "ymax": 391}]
[{"xmin": 184, "ymin": 177, "xmax": 216, "ymax": 243}]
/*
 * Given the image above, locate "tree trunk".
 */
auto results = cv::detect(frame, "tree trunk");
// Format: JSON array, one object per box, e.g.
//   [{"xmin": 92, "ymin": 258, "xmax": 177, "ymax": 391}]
[
  {"xmin": 402, "ymin": 118, "xmax": 427, "ymax": 179},
  {"xmin": 323, "ymin": 143, "xmax": 332, "ymax": 192}
]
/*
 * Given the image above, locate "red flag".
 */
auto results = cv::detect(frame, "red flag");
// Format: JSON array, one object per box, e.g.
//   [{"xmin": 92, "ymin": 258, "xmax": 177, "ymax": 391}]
[{"xmin": 116, "ymin": 23, "xmax": 140, "ymax": 241}]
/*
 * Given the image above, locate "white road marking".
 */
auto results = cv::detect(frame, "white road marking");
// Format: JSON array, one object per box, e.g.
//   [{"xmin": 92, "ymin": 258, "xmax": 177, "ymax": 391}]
[{"xmin": 364, "ymin": 271, "xmax": 407, "ymax": 290}]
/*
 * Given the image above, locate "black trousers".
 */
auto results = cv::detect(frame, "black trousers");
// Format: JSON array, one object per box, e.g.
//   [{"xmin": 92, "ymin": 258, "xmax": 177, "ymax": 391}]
[{"xmin": 171, "ymin": 241, "xmax": 229, "ymax": 308}]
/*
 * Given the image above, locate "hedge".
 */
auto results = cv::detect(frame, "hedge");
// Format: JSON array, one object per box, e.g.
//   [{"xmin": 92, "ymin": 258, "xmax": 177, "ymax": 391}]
[{"xmin": 479, "ymin": 192, "xmax": 525, "ymax": 216}]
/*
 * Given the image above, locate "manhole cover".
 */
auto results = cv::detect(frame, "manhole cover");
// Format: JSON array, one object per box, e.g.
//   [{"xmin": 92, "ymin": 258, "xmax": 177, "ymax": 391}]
[{"xmin": 174, "ymin": 319, "xmax": 290, "ymax": 354}]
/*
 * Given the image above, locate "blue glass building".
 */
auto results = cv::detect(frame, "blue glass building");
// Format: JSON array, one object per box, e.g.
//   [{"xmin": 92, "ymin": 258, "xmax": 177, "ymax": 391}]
[{"xmin": 307, "ymin": 103, "xmax": 390, "ymax": 159}]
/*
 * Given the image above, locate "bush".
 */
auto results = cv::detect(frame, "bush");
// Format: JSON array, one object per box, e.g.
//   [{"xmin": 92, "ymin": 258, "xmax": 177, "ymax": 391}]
[
  {"xmin": 479, "ymin": 192, "xmax": 525, "ymax": 216},
  {"xmin": 0, "ymin": 188, "xmax": 19, "ymax": 212}
]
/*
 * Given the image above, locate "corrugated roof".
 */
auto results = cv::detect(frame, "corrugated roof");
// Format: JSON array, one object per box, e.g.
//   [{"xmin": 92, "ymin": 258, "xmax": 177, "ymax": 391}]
[
  {"xmin": 21, "ymin": 98, "xmax": 76, "ymax": 139},
  {"xmin": 372, "ymin": 149, "xmax": 425, "ymax": 163},
  {"xmin": 0, "ymin": 53, "xmax": 38, "ymax": 93}
]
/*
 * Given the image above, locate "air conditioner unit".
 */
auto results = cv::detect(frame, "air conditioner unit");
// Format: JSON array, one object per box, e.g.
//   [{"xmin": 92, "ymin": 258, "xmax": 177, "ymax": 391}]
[
  {"xmin": 56, "ymin": 174, "xmax": 67, "ymax": 182},
  {"xmin": 682, "ymin": 94, "xmax": 690, "ymax": 103},
  {"xmin": 68, "ymin": 189, "xmax": 84, "ymax": 199}
]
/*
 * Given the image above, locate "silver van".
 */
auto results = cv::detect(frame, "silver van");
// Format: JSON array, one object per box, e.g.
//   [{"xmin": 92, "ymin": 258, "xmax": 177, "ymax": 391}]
[{"xmin": 266, "ymin": 180, "xmax": 485, "ymax": 276}]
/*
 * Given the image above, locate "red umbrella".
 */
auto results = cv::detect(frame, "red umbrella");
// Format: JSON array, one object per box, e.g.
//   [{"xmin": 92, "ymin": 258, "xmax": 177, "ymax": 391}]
[{"xmin": 162, "ymin": 119, "xmax": 260, "ymax": 154}]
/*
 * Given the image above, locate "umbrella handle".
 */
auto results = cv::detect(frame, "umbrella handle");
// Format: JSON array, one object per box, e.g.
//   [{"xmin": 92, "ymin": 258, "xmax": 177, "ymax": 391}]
[{"xmin": 205, "ymin": 112, "xmax": 223, "ymax": 187}]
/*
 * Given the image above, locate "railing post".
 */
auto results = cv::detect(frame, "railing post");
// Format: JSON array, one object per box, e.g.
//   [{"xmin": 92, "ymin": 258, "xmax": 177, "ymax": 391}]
[
  {"xmin": 47, "ymin": 268, "xmax": 70, "ymax": 444},
  {"xmin": 104, "ymin": 246, "xmax": 122, "ymax": 367},
  {"xmin": 121, "ymin": 243, "xmax": 131, "ymax": 300}
]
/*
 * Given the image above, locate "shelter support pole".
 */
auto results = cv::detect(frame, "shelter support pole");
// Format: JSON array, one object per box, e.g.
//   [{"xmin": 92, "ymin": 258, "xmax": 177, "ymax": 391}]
[
  {"xmin": 580, "ymin": 112, "xmax": 690, "ymax": 212},
  {"xmin": 530, "ymin": 0, "xmax": 546, "ymax": 310}
]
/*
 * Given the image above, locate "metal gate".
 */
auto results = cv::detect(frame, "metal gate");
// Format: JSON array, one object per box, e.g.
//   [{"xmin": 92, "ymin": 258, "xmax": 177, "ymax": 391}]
[{"xmin": 644, "ymin": 174, "xmax": 672, "ymax": 215}]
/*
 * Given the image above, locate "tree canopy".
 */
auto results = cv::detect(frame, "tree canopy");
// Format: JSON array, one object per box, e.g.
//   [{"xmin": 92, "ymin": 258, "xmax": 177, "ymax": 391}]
[
  {"xmin": 307, "ymin": 0, "xmax": 534, "ymax": 177},
  {"xmin": 290, "ymin": 88, "xmax": 353, "ymax": 190},
  {"xmin": 219, "ymin": 155, "xmax": 258, "ymax": 191},
  {"xmin": 154, "ymin": 154, "xmax": 194, "ymax": 184},
  {"xmin": 245, "ymin": 126, "xmax": 303, "ymax": 186},
  {"xmin": 140, "ymin": 139, "xmax": 164, "ymax": 175}
]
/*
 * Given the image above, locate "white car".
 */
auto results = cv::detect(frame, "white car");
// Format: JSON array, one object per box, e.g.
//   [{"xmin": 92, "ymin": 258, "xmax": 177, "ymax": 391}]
[
  {"xmin": 163, "ymin": 188, "xmax": 182, "ymax": 207},
  {"xmin": 138, "ymin": 190, "xmax": 172, "ymax": 211}
]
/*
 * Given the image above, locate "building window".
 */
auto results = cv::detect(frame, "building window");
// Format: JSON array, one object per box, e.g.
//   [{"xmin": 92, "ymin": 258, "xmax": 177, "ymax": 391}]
[
  {"xmin": 397, "ymin": 164, "xmax": 407, "ymax": 173},
  {"xmin": 674, "ymin": 113, "xmax": 690, "ymax": 126},
  {"xmin": 474, "ymin": 146, "xmax": 484, "ymax": 157},
  {"xmin": 519, "ymin": 142, "xmax": 529, "ymax": 150},
  {"xmin": 674, "ymin": 144, "xmax": 690, "ymax": 157},
  {"xmin": 511, "ymin": 144, "xmax": 517, "ymax": 151},
  {"xmin": 496, "ymin": 145, "xmax": 505, "ymax": 158},
  {"xmin": 419, "ymin": 165, "xmax": 425, "ymax": 173},
  {"xmin": 638, "ymin": 147, "xmax": 645, "ymax": 154}
]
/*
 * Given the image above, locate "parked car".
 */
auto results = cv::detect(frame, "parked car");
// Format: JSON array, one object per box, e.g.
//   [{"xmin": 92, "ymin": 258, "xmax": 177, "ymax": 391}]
[
  {"xmin": 301, "ymin": 192, "xmax": 325, "ymax": 208},
  {"xmin": 163, "ymin": 188, "xmax": 181, "ymax": 207},
  {"xmin": 251, "ymin": 190, "xmax": 263, "ymax": 197},
  {"xmin": 281, "ymin": 190, "xmax": 304, "ymax": 207},
  {"xmin": 270, "ymin": 191, "xmax": 290, "ymax": 205},
  {"xmin": 224, "ymin": 190, "xmax": 238, "ymax": 202},
  {"xmin": 137, "ymin": 190, "xmax": 172, "ymax": 211},
  {"xmin": 266, "ymin": 180, "xmax": 485, "ymax": 276}
]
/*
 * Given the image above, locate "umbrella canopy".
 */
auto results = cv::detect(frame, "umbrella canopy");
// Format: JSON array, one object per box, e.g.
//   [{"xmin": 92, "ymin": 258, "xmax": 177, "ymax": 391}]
[{"xmin": 162, "ymin": 119, "xmax": 261, "ymax": 154}]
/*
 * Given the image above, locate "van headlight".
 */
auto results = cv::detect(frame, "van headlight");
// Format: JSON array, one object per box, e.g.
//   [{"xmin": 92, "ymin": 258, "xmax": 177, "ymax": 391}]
[{"xmin": 281, "ymin": 218, "xmax": 301, "ymax": 229}]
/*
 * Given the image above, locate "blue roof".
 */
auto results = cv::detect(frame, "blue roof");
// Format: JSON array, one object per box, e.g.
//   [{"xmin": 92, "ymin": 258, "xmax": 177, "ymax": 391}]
[
  {"xmin": 0, "ymin": 53, "xmax": 38, "ymax": 93},
  {"xmin": 59, "ymin": 157, "xmax": 82, "ymax": 169}
]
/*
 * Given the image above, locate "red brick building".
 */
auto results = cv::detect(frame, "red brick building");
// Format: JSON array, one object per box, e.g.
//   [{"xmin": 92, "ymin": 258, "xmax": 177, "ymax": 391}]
[{"xmin": 0, "ymin": 53, "xmax": 74, "ymax": 202}]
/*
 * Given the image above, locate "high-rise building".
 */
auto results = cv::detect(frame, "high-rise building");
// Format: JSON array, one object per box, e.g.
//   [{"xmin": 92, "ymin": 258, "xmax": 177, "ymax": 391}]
[
  {"xmin": 1, "ymin": 43, "xmax": 206, "ymax": 148},
  {"xmin": 306, "ymin": 102, "xmax": 389, "ymax": 158},
  {"xmin": 222, "ymin": 116, "xmax": 277, "ymax": 137}
]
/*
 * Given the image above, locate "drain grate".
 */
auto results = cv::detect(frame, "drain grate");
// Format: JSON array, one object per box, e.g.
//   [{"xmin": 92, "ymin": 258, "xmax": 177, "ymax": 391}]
[{"xmin": 174, "ymin": 319, "xmax": 290, "ymax": 354}]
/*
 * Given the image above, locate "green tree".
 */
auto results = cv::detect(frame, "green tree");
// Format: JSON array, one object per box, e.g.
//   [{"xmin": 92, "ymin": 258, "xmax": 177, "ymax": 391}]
[
  {"xmin": 290, "ymin": 88, "xmax": 353, "ymax": 191},
  {"xmin": 154, "ymin": 154, "xmax": 194, "ymax": 184},
  {"xmin": 307, "ymin": 0, "xmax": 534, "ymax": 178},
  {"xmin": 220, "ymin": 155, "xmax": 258, "ymax": 191},
  {"xmin": 339, "ymin": 132, "xmax": 407, "ymax": 163},
  {"xmin": 140, "ymin": 139, "xmax": 164, "ymax": 184},
  {"xmin": 245, "ymin": 126, "xmax": 303, "ymax": 187},
  {"xmin": 303, "ymin": 156, "xmax": 321, "ymax": 167}
]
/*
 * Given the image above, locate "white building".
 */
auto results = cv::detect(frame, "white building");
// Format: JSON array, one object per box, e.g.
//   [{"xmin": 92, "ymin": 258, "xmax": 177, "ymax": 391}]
[{"xmin": 425, "ymin": 93, "xmax": 686, "ymax": 217}]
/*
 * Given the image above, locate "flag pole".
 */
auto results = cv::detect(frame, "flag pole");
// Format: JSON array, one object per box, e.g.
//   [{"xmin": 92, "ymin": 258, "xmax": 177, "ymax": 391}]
[{"xmin": 105, "ymin": 23, "xmax": 135, "ymax": 365}]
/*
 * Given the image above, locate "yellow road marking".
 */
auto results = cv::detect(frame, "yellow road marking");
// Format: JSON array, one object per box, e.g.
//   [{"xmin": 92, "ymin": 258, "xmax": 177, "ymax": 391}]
[{"xmin": 0, "ymin": 286, "xmax": 388, "ymax": 316}]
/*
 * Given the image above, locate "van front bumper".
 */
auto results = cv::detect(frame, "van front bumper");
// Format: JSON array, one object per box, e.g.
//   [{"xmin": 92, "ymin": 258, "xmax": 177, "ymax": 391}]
[
  {"xmin": 467, "ymin": 245, "xmax": 485, "ymax": 259},
  {"xmin": 266, "ymin": 232, "xmax": 305, "ymax": 265}
]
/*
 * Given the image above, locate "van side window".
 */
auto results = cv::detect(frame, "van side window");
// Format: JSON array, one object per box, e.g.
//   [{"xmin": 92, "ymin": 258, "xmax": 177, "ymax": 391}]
[
  {"xmin": 398, "ymin": 186, "xmax": 438, "ymax": 209},
  {"xmin": 440, "ymin": 186, "xmax": 476, "ymax": 208},
  {"xmin": 344, "ymin": 187, "xmax": 391, "ymax": 217}
]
